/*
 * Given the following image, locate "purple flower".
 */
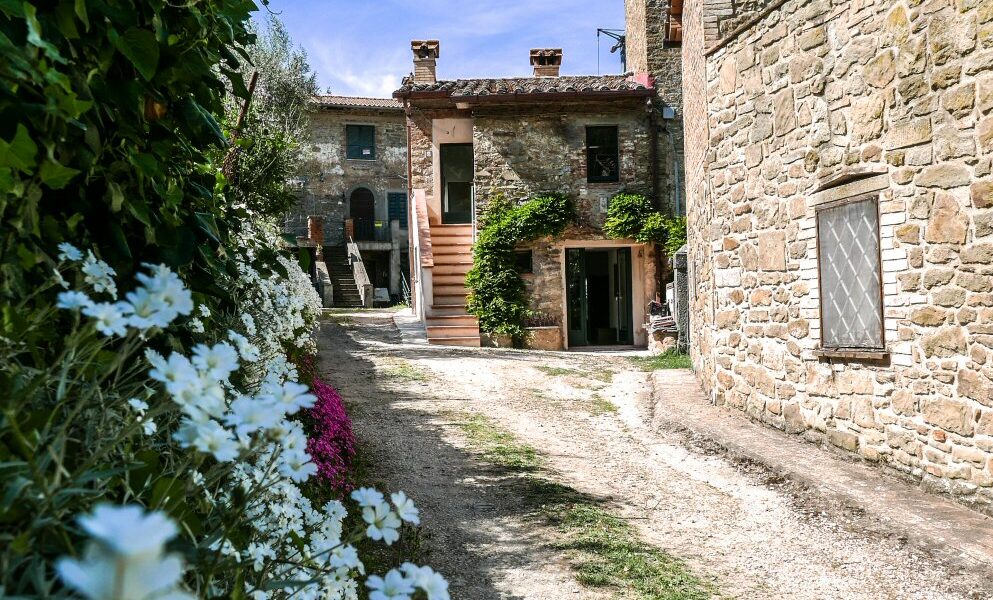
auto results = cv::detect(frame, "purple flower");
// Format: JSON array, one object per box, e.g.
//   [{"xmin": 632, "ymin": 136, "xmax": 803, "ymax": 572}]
[{"xmin": 303, "ymin": 378, "xmax": 356, "ymax": 493}]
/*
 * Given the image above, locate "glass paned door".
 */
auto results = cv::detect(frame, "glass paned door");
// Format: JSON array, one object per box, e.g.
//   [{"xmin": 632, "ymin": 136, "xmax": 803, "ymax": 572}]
[
  {"xmin": 566, "ymin": 248, "xmax": 588, "ymax": 347},
  {"xmin": 615, "ymin": 248, "xmax": 633, "ymax": 344},
  {"xmin": 440, "ymin": 143, "xmax": 473, "ymax": 224}
]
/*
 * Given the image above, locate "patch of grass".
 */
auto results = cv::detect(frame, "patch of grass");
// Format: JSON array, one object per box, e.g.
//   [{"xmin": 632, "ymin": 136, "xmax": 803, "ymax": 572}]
[
  {"xmin": 383, "ymin": 360, "xmax": 429, "ymax": 381},
  {"xmin": 457, "ymin": 414, "xmax": 716, "ymax": 599},
  {"xmin": 588, "ymin": 394, "xmax": 618, "ymax": 416},
  {"xmin": 537, "ymin": 365, "xmax": 616, "ymax": 384},
  {"xmin": 458, "ymin": 415, "xmax": 542, "ymax": 471},
  {"xmin": 630, "ymin": 350, "xmax": 693, "ymax": 371}
]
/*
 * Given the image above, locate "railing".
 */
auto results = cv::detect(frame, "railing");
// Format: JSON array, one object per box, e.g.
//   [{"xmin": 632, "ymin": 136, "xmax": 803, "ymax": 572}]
[
  {"xmin": 346, "ymin": 236, "xmax": 375, "ymax": 308},
  {"xmin": 400, "ymin": 271, "xmax": 411, "ymax": 307}
]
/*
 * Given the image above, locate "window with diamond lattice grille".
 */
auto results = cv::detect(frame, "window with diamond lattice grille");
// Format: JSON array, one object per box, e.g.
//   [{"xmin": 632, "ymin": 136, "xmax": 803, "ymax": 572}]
[{"xmin": 816, "ymin": 196, "xmax": 884, "ymax": 350}]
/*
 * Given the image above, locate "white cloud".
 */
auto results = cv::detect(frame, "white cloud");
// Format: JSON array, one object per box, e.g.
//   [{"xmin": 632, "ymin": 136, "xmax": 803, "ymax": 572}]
[{"xmin": 308, "ymin": 38, "xmax": 408, "ymax": 97}]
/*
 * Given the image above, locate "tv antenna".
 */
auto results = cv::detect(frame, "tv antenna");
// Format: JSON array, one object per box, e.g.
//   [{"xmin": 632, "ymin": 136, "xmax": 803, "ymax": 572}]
[{"xmin": 597, "ymin": 28, "xmax": 626, "ymax": 73}]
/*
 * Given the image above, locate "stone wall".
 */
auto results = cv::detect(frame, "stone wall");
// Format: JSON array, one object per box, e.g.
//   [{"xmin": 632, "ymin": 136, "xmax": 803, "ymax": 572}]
[
  {"xmin": 286, "ymin": 107, "xmax": 407, "ymax": 246},
  {"xmin": 684, "ymin": 0, "xmax": 993, "ymax": 510}
]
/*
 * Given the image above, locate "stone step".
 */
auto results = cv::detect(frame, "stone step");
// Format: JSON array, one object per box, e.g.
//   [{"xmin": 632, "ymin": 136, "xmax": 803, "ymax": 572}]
[
  {"xmin": 431, "ymin": 224, "xmax": 473, "ymax": 235},
  {"xmin": 433, "ymin": 253, "xmax": 474, "ymax": 266},
  {"xmin": 426, "ymin": 315, "xmax": 478, "ymax": 327},
  {"xmin": 428, "ymin": 305, "xmax": 471, "ymax": 317},
  {"xmin": 433, "ymin": 262, "xmax": 473, "ymax": 275},
  {"xmin": 427, "ymin": 335, "xmax": 480, "ymax": 347},
  {"xmin": 432, "ymin": 245, "xmax": 472, "ymax": 256},
  {"xmin": 426, "ymin": 325, "xmax": 480, "ymax": 338},
  {"xmin": 434, "ymin": 274, "xmax": 469, "ymax": 286},
  {"xmin": 433, "ymin": 285, "xmax": 469, "ymax": 297},
  {"xmin": 431, "ymin": 233, "xmax": 473, "ymax": 246}
]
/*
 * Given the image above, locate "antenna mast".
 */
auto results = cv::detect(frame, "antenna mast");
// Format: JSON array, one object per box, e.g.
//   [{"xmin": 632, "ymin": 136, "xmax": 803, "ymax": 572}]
[{"xmin": 596, "ymin": 28, "xmax": 626, "ymax": 73}]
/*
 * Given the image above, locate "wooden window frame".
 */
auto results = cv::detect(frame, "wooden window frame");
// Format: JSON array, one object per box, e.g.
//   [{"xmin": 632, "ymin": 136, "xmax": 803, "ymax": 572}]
[
  {"xmin": 585, "ymin": 125, "xmax": 620, "ymax": 184},
  {"xmin": 813, "ymin": 192, "xmax": 888, "ymax": 360}
]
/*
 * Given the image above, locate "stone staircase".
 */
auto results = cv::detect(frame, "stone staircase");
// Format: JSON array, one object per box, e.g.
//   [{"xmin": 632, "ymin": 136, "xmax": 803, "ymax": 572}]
[
  {"xmin": 325, "ymin": 246, "xmax": 364, "ymax": 308},
  {"xmin": 426, "ymin": 224, "xmax": 480, "ymax": 347}
]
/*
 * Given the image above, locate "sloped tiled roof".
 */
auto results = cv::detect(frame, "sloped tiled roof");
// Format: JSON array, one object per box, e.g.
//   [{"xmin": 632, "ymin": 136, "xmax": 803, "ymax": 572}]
[
  {"xmin": 313, "ymin": 95, "xmax": 403, "ymax": 110},
  {"xmin": 394, "ymin": 75, "xmax": 652, "ymax": 99}
]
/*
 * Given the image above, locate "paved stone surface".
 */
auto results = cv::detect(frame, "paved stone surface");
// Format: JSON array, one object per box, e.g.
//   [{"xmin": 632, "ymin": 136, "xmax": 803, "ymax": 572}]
[{"xmin": 651, "ymin": 369, "xmax": 993, "ymax": 571}]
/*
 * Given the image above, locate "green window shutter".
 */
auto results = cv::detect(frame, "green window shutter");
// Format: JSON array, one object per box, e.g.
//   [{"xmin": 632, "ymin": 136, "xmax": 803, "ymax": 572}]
[{"xmin": 346, "ymin": 125, "xmax": 375, "ymax": 160}]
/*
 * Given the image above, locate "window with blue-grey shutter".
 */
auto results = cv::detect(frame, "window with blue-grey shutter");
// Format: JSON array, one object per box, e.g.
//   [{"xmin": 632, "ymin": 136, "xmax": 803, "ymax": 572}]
[
  {"xmin": 346, "ymin": 125, "xmax": 375, "ymax": 160},
  {"xmin": 388, "ymin": 192, "xmax": 408, "ymax": 229}
]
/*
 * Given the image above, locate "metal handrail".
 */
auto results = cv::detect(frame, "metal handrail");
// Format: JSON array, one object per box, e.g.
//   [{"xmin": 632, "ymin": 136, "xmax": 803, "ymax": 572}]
[{"xmin": 399, "ymin": 270, "xmax": 411, "ymax": 306}]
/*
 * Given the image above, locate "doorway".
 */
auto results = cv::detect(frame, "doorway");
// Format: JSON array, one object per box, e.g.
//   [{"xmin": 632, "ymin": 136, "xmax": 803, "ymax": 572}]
[
  {"xmin": 566, "ymin": 247, "xmax": 633, "ymax": 347},
  {"xmin": 350, "ymin": 187, "xmax": 375, "ymax": 241},
  {"xmin": 440, "ymin": 143, "xmax": 473, "ymax": 224}
]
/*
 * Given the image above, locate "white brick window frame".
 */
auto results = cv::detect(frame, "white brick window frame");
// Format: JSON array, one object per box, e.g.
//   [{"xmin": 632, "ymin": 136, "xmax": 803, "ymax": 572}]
[{"xmin": 804, "ymin": 171, "xmax": 896, "ymax": 362}]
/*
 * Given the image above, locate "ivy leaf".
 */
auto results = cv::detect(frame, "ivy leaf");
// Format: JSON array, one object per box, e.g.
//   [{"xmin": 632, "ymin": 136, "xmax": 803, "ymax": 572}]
[
  {"xmin": 39, "ymin": 159, "xmax": 80, "ymax": 189},
  {"xmin": 110, "ymin": 27, "xmax": 159, "ymax": 80},
  {"xmin": 195, "ymin": 212, "xmax": 221, "ymax": 243},
  {"xmin": 74, "ymin": 0, "xmax": 88, "ymax": 30},
  {"xmin": 22, "ymin": 3, "xmax": 64, "ymax": 61},
  {"xmin": 107, "ymin": 181, "xmax": 125, "ymax": 212},
  {"xmin": 0, "ymin": 124, "xmax": 38, "ymax": 171},
  {"xmin": 178, "ymin": 98, "xmax": 226, "ymax": 146}
]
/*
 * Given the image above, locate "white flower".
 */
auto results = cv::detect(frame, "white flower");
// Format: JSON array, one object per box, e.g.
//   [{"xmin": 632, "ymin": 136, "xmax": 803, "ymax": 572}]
[
  {"xmin": 328, "ymin": 544, "xmax": 363, "ymax": 572},
  {"xmin": 228, "ymin": 330, "xmax": 260, "ymax": 362},
  {"xmin": 198, "ymin": 304, "xmax": 211, "ymax": 318},
  {"xmin": 82, "ymin": 302, "xmax": 129, "ymax": 337},
  {"xmin": 192, "ymin": 342, "xmax": 239, "ymax": 381},
  {"xmin": 366, "ymin": 569, "xmax": 414, "ymax": 600},
  {"xmin": 124, "ymin": 286, "xmax": 172, "ymax": 330},
  {"xmin": 148, "ymin": 353, "xmax": 199, "ymax": 398},
  {"xmin": 142, "ymin": 419, "xmax": 157, "ymax": 436},
  {"xmin": 279, "ymin": 451, "xmax": 317, "ymax": 483},
  {"xmin": 57, "ymin": 291, "xmax": 92, "ymax": 310},
  {"xmin": 400, "ymin": 564, "xmax": 449, "ymax": 600},
  {"xmin": 390, "ymin": 492, "xmax": 420, "ymax": 526},
  {"xmin": 136, "ymin": 264, "xmax": 194, "ymax": 319},
  {"xmin": 351, "ymin": 487, "xmax": 385, "ymax": 508},
  {"xmin": 128, "ymin": 398, "xmax": 149, "ymax": 414},
  {"xmin": 225, "ymin": 395, "xmax": 280, "ymax": 439},
  {"xmin": 241, "ymin": 312, "xmax": 257, "ymax": 335},
  {"xmin": 264, "ymin": 380, "xmax": 316, "ymax": 416},
  {"xmin": 362, "ymin": 502, "xmax": 401, "ymax": 545},
  {"xmin": 58, "ymin": 242, "xmax": 83, "ymax": 262},
  {"xmin": 78, "ymin": 504, "xmax": 178, "ymax": 557},
  {"xmin": 190, "ymin": 471, "xmax": 204, "ymax": 487},
  {"xmin": 246, "ymin": 541, "xmax": 275, "ymax": 572},
  {"xmin": 181, "ymin": 419, "xmax": 239, "ymax": 462},
  {"xmin": 188, "ymin": 318, "xmax": 205, "ymax": 333},
  {"xmin": 81, "ymin": 252, "xmax": 117, "ymax": 298},
  {"xmin": 53, "ymin": 268, "xmax": 70, "ymax": 289}
]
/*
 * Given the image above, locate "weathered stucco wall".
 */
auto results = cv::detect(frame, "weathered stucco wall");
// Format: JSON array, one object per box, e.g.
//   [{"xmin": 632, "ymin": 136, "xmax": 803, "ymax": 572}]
[
  {"xmin": 287, "ymin": 107, "xmax": 407, "ymax": 246},
  {"xmin": 684, "ymin": 0, "xmax": 993, "ymax": 510}
]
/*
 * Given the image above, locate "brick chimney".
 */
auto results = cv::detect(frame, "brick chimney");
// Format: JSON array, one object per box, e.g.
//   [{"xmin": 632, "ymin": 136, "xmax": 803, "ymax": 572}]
[
  {"xmin": 530, "ymin": 48, "xmax": 562, "ymax": 77},
  {"xmin": 411, "ymin": 40, "xmax": 441, "ymax": 84}
]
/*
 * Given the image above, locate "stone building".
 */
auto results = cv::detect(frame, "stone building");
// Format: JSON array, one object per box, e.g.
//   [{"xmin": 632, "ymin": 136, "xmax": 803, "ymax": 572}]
[
  {"xmin": 681, "ymin": 0, "xmax": 993, "ymax": 509},
  {"xmin": 395, "ymin": 40, "xmax": 682, "ymax": 347},
  {"xmin": 286, "ymin": 95, "xmax": 410, "ymax": 298}
]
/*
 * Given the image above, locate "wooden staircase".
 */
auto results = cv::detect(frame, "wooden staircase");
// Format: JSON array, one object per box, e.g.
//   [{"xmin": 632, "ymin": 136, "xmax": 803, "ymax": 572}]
[
  {"xmin": 426, "ymin": 225, "xmax": 480, "ymax": 347},
  {"xmin": 325, "ymin": 246, "xmax": 364, "ymax": 308}
]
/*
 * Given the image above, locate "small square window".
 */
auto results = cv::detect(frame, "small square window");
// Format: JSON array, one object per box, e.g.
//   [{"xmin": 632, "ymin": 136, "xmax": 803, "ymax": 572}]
[
  {"xmin": 346, "ymin": 125, "xmax": 375, "ymax": 160},
  {"xmin": 816, "ymin": 195, "xmax": 884, "ymax": 350},
  {"xmin": 586, "ymin": 126, "xmax": 619, "ymax": 183},
  {"xmin": 514, "ymin": 250, "xmax": 533, "ymax": 274}
]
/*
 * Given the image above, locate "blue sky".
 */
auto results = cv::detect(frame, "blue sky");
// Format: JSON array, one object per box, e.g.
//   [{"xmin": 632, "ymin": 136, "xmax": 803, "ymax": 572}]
[{"xmin": 260, "ymin": 0, "xmax": 627, "ymax": 97}]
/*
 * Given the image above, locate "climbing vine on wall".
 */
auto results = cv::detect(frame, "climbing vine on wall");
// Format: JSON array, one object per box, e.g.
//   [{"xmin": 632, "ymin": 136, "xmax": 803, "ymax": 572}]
[
  {"xmin": 465, "ymin": 194, "xmax": 575, "ymax": 338},
  {"xmin": 603, "ymin": 192, "xmax": 686, "ymax": 256}
]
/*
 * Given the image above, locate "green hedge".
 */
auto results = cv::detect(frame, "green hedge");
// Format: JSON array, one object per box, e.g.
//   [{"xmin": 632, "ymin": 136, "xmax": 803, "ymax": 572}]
[{"xmin": 602, "ymin": 193, "xmax": 686, "ymax": 256}]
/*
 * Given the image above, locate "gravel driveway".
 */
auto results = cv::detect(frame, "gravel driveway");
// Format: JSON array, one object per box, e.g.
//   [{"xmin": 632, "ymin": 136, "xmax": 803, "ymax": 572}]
[{"xmin": 317, "ymin": 310, "xmax": 990, "ymax": 600}]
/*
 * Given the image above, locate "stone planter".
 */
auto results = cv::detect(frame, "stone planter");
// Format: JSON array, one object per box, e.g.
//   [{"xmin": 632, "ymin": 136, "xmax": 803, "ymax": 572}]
[
  {"xmin": 480, "ymin": 332, "xmax": 514, "ymax": 348},
  {"xmin": 525, "ymin": 326, "xmax": 563, "ymax": 351}
]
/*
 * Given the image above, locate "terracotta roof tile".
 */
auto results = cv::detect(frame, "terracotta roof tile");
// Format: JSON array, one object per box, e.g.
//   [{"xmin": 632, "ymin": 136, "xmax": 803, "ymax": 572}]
[
  {"xmin": 313, "ymin": 95, "xmax": 403, "ymax": 110},
  {"xmin": 394, "ymin": 75, "xmax": 651, "ymax": 99}
]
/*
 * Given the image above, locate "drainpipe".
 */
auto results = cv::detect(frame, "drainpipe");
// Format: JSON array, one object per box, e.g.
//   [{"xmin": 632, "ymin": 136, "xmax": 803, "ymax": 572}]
[
  {"xmin": 664, "ymin": 125, "xmax": 682, "ymax": 216},
  {"xmin": 648, "ymin": 99, "xmax": 661, "ymax": 211},
  {"xmin": 404, "ymin": 99, "xmax": 416, "ymax": 314}
]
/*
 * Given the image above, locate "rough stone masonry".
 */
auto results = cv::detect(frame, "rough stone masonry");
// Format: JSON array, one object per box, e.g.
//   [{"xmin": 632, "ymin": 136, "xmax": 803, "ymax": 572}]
[{"xmin": 681, "ymin": 0, "xmax": 993, "ymax": 511}]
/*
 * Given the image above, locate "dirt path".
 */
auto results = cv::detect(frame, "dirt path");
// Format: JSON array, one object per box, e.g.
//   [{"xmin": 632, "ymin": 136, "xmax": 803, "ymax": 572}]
[{"xmin": 316, "ymin": 310, "xmax": 991, "ymax": 600}]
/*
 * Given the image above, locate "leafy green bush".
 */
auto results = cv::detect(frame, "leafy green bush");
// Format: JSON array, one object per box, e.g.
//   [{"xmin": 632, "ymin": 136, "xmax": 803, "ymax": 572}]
[
  {"xmin": 603, "ymin": 193, "xmax": 686, "ymax": 255},
  {"xmin": 465, "ymin": 194, "xmax": 575, "ymax": 338}
]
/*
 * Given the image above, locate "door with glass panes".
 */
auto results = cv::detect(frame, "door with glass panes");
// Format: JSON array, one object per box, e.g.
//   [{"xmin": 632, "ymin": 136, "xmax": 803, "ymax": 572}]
[{"xmin": 440, "ymin": 143, "xmax": 473, "ymax": 224}]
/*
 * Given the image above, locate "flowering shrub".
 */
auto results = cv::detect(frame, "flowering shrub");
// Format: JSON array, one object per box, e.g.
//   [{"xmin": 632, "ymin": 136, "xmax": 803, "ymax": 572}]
[{"xmin": 305, "ymin": 378, "xmax": 358, "ymax": 494}]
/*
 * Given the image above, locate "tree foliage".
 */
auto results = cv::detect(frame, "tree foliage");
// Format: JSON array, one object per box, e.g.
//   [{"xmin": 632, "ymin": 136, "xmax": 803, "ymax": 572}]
[
  {"xmin": 603, "ymin": 192, "xmax": 686, "ymax": 255},
  {"xmin": 465, "ymin": 194, "xmax": 575, "ymax": 339}
]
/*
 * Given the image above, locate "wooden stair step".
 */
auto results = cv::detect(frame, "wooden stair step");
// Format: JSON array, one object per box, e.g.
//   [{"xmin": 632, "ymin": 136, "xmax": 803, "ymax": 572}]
[
  {"xmin": 426, "ymin": 325, "xmax": 480, "ymax": 338},
  {"xmin": 433, "ymin": 254, "xmax": 474, "ymax": 266},
  {"xmin": 427, "ymin": 336, "xmax": 480, "ymax": 347},
  {"xmin": 426, "ymin": 315, "xmax": 478, "ymax": 327},
  {"xmin": 433, "ymin": 263, "xmax": 473, "ymax": 275},
  {"xmin": 433, "ymin": 286, "xmax": 469, "ymax": 297},
  {"xmin": 434, "ymin": 274, "xmax": 469, "ymax": 286}
]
